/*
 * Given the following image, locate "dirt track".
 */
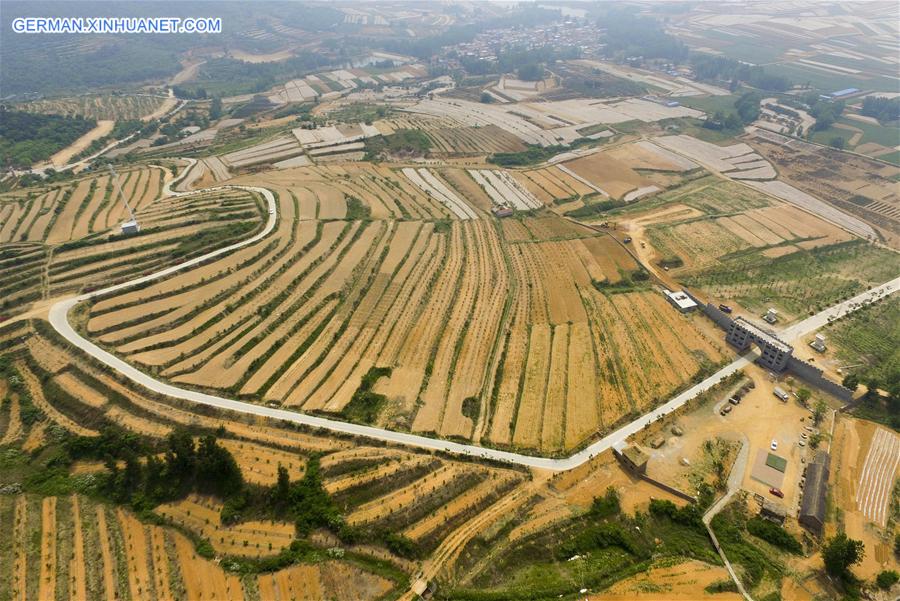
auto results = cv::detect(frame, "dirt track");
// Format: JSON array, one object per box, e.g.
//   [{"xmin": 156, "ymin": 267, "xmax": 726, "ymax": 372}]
[{"xmin": 48, "ymin": 120, "xmax": 115, "ymax": 168}]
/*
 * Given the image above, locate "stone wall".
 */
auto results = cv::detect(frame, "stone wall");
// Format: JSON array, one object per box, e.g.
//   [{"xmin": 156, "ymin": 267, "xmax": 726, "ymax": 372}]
[{"xmin": 786, "ymin": 357, "xmax": 853, "ymax": 402}]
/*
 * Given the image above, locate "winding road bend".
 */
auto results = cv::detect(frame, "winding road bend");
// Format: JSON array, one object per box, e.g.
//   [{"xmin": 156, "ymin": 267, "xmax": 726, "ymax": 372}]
[{"xmin": 47, "ymin": 165, "xmax": 900, "ymax": 471}]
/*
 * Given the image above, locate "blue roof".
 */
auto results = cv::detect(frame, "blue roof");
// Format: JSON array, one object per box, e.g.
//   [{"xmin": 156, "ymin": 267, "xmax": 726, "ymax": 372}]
[{"xmin": 830, "ymin": 88, "xmax": 859, "ymax": 97}]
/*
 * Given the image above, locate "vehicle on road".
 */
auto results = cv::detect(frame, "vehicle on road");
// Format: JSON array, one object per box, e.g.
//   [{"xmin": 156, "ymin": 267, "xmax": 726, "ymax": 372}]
[{"xmin": 719, "ymin": 304, "xmax": 733, "ymax": 313}]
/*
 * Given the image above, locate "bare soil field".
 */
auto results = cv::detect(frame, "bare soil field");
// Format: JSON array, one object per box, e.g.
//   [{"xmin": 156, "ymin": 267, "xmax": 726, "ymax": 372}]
[
  {"xmin": 0, "ymin": 310, "xmax": 798, "ymax": 599},
  {"xmin": 607, "ymin": 140, "xmax": 700, "ymax": 172},
  {"xmin": 46, "ymin": 120, "xmax": 115, "ymax": 168},
  {"xmin": 592, "ymin": 560, "xmax": 741, "ymax": 600},
  {"xmin": 604, "ymin": 176, "xmax": 898, "ymax": 319},
  {"xmin": 157, "ymin": 494, "xmax": 297, "ymax": 557},
  {"xmin": 0, "ymin": 318, "xmax": 564, "ymax": 599},
  {"xmin": 562, "ymin": 152, "xmax": 650, "ymax": 199},
  {"xmin": 748, "ymin": 130, "xmax": 900, "ymax": 247},
  {"xmin": 829, "ymin": 416, "xmax": 900, "ymax": 579},
  {"xmin": 0, "ymin": 179, "xmax": 261, "ymax": 317}
]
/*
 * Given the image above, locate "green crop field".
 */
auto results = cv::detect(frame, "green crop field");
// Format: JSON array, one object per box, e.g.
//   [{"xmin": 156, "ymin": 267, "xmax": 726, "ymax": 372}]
[
  {"xmin": 810, "ymin": 116, "xmax": 900, "ymax": 151},
  {"xmin": 825, "ymin": 295, "xmax": 899, "ymax": 383},
  {"xmin": 682, "ymin": 240, "xmax": 900, "ymax": 318}
]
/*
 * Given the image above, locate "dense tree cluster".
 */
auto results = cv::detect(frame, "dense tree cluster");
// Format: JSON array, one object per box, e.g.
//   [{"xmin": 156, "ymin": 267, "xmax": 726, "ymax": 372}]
[
  {"xmin": 785, "ymin": 91, "xmax": 847, "ymax": 131},
  {"xmin": 179, "ymin": 52, "xmax": 334, "ymax": 98},
  {"xmin": 68, "ymin": 426, "xmax": 243, "ymax": 508},
  {"xmin": 691, "ymin": 55, "xmax": 791, "ymax": 92},
  {"xmin": 0, "ymin": 108, "xmax": 97, "ymax": 168},
  {"xmin": 745, "ymin": 517, "xmax": 802, "ymax": 554},
  {"xmin": 600, "ymin": 10, "xmax": 689, "ymax": 62},
  {"xmin": 365, "ymin": 130, "xmax": 431, "ymax": 160},
  {"xmin": 269, "ymin": 458, "xmax": 342, "ymax": 535},
  {"xmin": 860, "ymin": 96, "xmax": 900, "ymax": 124}
]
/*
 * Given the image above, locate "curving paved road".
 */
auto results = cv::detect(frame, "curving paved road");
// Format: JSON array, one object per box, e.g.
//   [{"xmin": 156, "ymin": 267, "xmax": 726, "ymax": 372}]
[{"xmin": 47, "ymin": 172, "xmax": 900, "ymax": 471}]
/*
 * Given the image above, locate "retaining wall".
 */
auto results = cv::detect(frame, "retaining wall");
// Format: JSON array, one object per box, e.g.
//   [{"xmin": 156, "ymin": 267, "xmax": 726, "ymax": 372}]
[{"xmin": 638, "ymin": 474, "xmax": 698, "ymax": 503}]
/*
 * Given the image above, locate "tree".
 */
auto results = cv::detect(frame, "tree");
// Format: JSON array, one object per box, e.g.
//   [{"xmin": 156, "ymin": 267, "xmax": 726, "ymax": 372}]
[
  {"xmin": 734, "ymin": 91, "xmax": 761, "ymax": 124},
  {"xmin": 274, "ymin": 464, "xmax": 290, "ymax": 505},
  {"xmin": 195, "ymin": 434, "xmax": 243, "ymax": 497},
  {"xmin": 725, "ymin": 113, "xmax": 743, "ymax": 131},
  {"xmin": 876, "ymin": 570, "xmax": 899, "ymax": 590},
  {"xmin": 813, "ymin": 400, "xmax": 828, "ymax": 425},
  {"xmin": 517, "ymin": 63, "xmax": 544, "ymax": 81},
  {"xmin": 165, "ymin": 428, "xmax": 196, "ymax": 485},
  {"xmin": 842, "ymin": 373, "xmax": 860, "ymax": 391},
  {"xmin": 822, "ymin": 532, "xmax": 865, "ymax": 580},
  {"xmin": 209, "ymin": 96, "xmax": 223, "ymax": 120},
  {"xmin": 796, "ymin": 388, "xmax": 812, "ymax": 406},
  {"xmin": 143, "ymin": 454, "xmax": 166, "ymax": 501},
  {"xmin": 829, "ymin": 136, "xmax": 845, "ymax": 150}
]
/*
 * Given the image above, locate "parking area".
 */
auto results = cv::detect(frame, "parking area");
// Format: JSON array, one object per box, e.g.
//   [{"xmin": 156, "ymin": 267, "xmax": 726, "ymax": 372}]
[
  {"xmin": 640, "ymin": 363, "xmax": 829, "ymax": 513},
  {"xmin": 733, "ymin": 367, "xmax": 829, "ymax": 514}
]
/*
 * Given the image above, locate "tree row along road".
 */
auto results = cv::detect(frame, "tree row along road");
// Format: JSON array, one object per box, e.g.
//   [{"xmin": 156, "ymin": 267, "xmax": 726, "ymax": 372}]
[{"xmin": 47, "ymin": 165, "xmax": 900, "ymax": 471}]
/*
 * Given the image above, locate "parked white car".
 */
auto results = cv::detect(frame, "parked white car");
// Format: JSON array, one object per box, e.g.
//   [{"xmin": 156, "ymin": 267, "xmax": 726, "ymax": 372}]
[{"xmin": 770, "ymin": 440, "xmax": 778, "ymax": 451}]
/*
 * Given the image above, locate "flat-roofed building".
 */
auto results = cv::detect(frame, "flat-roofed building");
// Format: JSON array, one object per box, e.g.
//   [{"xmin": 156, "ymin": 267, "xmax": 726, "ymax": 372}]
[
  {"xmin": 612, "ymin": 440, "xmax": 649, "ymax": 475},
  {"xmin": 761, "ymin": 500, "xmax": 788, "ymax": 525},
  {"xmin": 664, "ymin": 289, "xmax": 698, "ymax": 313}
]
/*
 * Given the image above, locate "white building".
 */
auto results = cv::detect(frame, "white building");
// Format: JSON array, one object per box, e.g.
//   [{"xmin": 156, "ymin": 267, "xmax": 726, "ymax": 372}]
[
  {"xmin": 663, "ymin": 289, "xmax": 698, "ymax": 313},
  {"xmin": 121, "ymin": 219, "xmax": 140, "ymax": 235},
  {"xmin": 810, "ymin": 334, "xmax": 826, "ymax": 353}
]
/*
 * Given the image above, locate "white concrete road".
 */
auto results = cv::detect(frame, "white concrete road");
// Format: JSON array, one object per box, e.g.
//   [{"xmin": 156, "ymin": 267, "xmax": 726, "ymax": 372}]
[{"xmin": 47, "ymin": 179, "xmax": 900, "ymax": 471}]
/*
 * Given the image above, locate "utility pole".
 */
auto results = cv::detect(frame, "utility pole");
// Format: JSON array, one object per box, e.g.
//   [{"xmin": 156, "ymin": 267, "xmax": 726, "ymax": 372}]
[{"xmin": 108, "ymin": 164, "xmax": 140, "ymax": 234}]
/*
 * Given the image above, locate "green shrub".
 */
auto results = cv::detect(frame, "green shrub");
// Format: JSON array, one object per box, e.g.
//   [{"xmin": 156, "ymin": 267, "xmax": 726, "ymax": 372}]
[
  {"xmin": 365, "ymin": 129, "xmax": 431, "ymax": 159},
  {"xmin": 876, "ymin": 570, "xmax": 898, "ymax": 590},
  {"xmin": 591, "ymin": 487, "xmax": 621, "ymax": 518},
  {"xmin": 746, "ymin": 517, "xmax": 802, "ymax": 554},
  {"xmin": 384, "ymin": 533, "xmax": 420, "ymax": 559},
  {"xmin": 461, "ymin": 396, "xmax": 480, "ymax": 421},
  {"xmin": 341, "ymin": 367, "xmax": 392, "ymax": 424},
  {"xmin": 344, "ymin": 195, "xmax": 371, "ymax": 221},
  {"xmin": 705, "ymin": 579, "xmax": 738, "ymax": 593}
]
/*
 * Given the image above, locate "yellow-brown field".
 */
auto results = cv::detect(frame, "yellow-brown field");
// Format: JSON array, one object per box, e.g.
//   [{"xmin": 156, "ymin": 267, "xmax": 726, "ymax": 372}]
[
  {"xmin": 0, "ymin": 174, "xmax": 265, "ymax": 318},
  {"xmin": 81, "ymin": 163, "xmax": 727, "ymax": 455}
]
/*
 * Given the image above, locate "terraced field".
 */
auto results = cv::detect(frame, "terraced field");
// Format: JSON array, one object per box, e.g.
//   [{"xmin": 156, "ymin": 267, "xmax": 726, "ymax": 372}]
[
  {"xmin": 0, "ymin": 166, "xmax": 165, "ymax": 245},
  {"xmin": 378, "ymin": 115, "xmax": 526, "ymax": 155},
  {"xmin": 0, "ymin": 492, "xmax": 399, "ymax": 601},
  {"xmin": 80, "ymin": 167, "xmax": 728, "ymax": 455},
  {"xmin": 624, "ymin": 177, "xmax": 900, "ymax": 319},
  {"xmin": 0, "ymin": 168, "xmax": 264, "ymax": 316},
  {"xmin": 0, "ymin": 318, "xmax": 540, "ymax": 599},
  {"xmin": 17, "ymin": 94, "xmax": 170, "ymax": 121}
]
